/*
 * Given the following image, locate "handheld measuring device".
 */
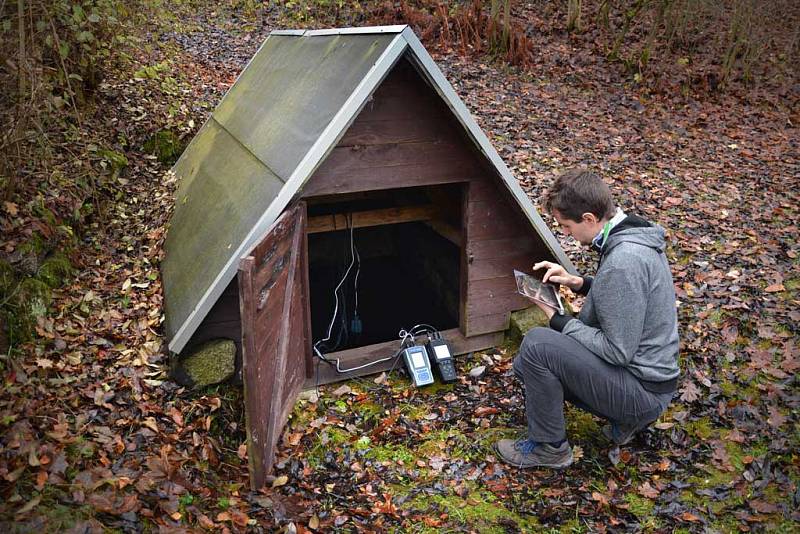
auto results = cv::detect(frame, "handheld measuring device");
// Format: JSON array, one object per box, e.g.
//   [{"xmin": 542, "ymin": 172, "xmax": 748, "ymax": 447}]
[
  {"xmin": 402, "ymin": 345, "xmax": 434, "ymax": 387},
  {"xmin": 426, "ymin": 336, "xmax": 457, "ymax": 383}
]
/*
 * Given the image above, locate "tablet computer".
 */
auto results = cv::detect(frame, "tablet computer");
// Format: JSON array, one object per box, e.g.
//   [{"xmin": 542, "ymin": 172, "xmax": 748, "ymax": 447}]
[{"xmin": 514, "ymin": 270, "xmax": 565, "ymax": 315}]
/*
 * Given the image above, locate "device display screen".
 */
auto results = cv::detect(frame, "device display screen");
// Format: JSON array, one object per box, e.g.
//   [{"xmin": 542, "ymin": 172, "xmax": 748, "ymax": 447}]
[
  {"xmin": 411, "ymin": 351, "xmax": 426, "ymax": 368},
  {"xmin": 433, "ymin": 345, "xmax": 451, "ymax": 361}
]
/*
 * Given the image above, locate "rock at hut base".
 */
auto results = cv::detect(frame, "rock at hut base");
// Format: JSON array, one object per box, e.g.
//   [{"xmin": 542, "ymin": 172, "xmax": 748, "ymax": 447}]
[
  {"xmin": 172, "ymin": 339, "xmax": 236, "ymax": 389},
  {"xmin": 505, "ymin": 306, "xmax": 552, "ymax": 348}
]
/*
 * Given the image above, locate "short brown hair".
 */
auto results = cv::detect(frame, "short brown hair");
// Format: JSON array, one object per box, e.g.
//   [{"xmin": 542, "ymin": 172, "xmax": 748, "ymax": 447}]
[{"xmin": 543, "ymin": 168, "xmax": 615, "ymax": 223}]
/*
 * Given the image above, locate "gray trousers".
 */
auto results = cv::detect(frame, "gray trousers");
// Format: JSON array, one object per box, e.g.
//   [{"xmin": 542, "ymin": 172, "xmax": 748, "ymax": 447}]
[{"xmin": 513, "ymin": 328, "xmax": 673, "ymax": 443}]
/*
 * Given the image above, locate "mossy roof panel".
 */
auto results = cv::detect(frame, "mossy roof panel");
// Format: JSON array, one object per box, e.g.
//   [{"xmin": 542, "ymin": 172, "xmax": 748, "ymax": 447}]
[
  {"xmin": 213, "ymin": 33, "xmax": 397, "ymax": 180},
  {"xmin": 162, "ymin": 119, "xmax": 283, "ymax": 340}
]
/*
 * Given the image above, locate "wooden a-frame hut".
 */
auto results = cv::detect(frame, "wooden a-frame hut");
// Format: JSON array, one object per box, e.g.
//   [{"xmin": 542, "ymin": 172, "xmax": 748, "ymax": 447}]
[{"xmin": 162, "ymin": 25, "xmax": 575, "ymax": 487}]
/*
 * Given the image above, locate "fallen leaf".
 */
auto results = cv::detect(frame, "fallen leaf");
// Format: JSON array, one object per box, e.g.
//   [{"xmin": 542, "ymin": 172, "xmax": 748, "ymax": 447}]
[
  {"xmin": 271, "ymin": 475, "xmax": 288, "ymax": 487},
  {"xmin": 197, "ymin": 513, "xmax": 215, "ymax": 529},
  {"xmin": 15, "ymin": 495, "xmax": 41, "ymax": 516},
  {"xmin": 750, "ymin": 500, "xmax": 778, "ymax": 514},
  {"xmin": 766, "ymin": 406, "xmax": 787, "ymax": 428},
  {"xmin": 638, "ymin": 481, "xmax": 659, "ymax": 499},
  {"xmin": 590, "ymin": 491, "xmax": 609, "ymax": 506},
  {"xmin": 679, "ymin": 380, "xmax": 701, "ymax": 402},
  {"xmin": 332, "ymin": 385, "xmax": 352, "ymax": 397},
  {"xmin": 3, "ymin": 201, "xmax": 19, "ymax": 216},
  {"xmin": 679, "ymin": 511, "xmax": 701, "ymax": 522},
  {"xmin": 142, "ymin": 417, "xmax": 159, "ymax": 433}
]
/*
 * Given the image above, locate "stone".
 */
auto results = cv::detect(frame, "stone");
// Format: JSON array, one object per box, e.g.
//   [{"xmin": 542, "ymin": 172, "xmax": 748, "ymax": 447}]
[
  {"xmin": 505, "ymin": 305, "xmax": 572, "ymax": 348},
  {"xmin": 172, "ymin": 339, "xmax": 236, "ymax": 389},
  {"xmin": 298, "ymin": 390, "xmax": 319, "ymax": 403}
]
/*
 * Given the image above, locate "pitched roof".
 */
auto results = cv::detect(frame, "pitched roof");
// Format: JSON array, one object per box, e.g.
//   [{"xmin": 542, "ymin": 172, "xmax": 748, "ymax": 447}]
[{"xmin": 163, "ymin": 25, "xmax": 574, "ymax": 354}]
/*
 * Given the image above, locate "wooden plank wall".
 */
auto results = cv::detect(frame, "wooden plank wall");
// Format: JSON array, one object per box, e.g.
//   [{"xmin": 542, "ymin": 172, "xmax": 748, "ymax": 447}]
[{"xmin": 304, "ymin": 56, "xmax": 556, "ymax": 338}]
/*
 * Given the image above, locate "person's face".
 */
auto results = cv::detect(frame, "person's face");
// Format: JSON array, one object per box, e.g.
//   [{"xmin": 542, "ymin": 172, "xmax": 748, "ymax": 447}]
[{"xmin": 552, "ymin": 209, "xmax": 603, "ymax": 246}]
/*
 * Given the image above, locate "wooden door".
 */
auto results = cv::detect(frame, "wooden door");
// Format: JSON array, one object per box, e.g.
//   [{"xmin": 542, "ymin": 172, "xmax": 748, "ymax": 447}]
[{"xmin": 238, "ymin": 201, "xmax": 312, "ymax": 489}]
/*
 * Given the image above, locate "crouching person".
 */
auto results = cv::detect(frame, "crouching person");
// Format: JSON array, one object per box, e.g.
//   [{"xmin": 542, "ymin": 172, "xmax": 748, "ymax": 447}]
[{"xmin": 495, "ymin": 168, "xmax": 680, "ymax": 468}]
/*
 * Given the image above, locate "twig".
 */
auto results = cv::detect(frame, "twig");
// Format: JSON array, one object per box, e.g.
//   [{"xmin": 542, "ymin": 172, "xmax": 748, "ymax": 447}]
[
  {"xmin": 17, "ymin": 0, "xmax": 26, "ymax": 97},
  {"xmin": 44, "ymin": 6, "xmax": 83, "ymax": 128}
]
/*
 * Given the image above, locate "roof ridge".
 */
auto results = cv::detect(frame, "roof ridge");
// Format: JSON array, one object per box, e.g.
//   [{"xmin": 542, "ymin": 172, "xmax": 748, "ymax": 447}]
[{"xmin": 271, "ymin": 25, "xmax": 408, "ymax": 37}]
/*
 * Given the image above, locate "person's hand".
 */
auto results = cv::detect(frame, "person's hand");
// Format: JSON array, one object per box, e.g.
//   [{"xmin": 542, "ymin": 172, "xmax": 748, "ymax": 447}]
[
  {"xmin": 532, "ymin": 299, "xmax": 557, "ymax": 320},
  {"xmin": 532, "ymin": 261, "xmax": 583, "ymax": 291}
]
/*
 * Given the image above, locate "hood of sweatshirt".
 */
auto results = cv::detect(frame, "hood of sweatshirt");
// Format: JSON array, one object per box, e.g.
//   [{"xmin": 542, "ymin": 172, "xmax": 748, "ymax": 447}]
[{"xmin": 601, "ymin": 215, "xmax": 666, "ymax": 257}]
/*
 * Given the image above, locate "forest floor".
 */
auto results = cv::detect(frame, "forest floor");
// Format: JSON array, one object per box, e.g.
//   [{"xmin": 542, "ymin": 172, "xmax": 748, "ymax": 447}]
[{"xmin": 1, "ymin": 2, "xmax": 799, "ymax": 533}]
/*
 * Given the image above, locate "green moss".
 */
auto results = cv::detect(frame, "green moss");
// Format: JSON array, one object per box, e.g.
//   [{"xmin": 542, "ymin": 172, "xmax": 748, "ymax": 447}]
[
  {"xmin": 565, "ymin": 405, "xmax": 601, "ymax": 443},
  {"xmin": 174, "ymin": 339, "xmax": 236, "ymax": 388},
  {"xmin": 707, "ymin": 308, "xmax": 726, "ymax": 327},
  {"xmin": 306, "ymin": 427, "xmax": 351, "ymax": 468},
  {"xmin": 97, "ymin": 147, "xmax": 129, "ymax": 180},
  {"xmin": 352, "ymin": 400, "xmax": 383, "ymax": 422},
  {"xmin": 680, "ymin": 463, "xmax": 747, "ymax": 516},
  {"xmin": 397, "ymin": 402, "xmax": 428, "ymax": 421},
  {"xmin": 0, "ymin": 260, "xmax": 15, "ymax": 293},
  {"xmin": 419, "ymin": 380, "xmax": 455, "ymax": 395},
  {"xmin": 784, "ymin": 278, "xmax": 800, "ymax": 291},
  {"xmin": 37, "ymin": 254, "xmax": 73, "ymax": 288},
  {"xmin": 18, "ymin": 233, "xmax": 47, "ymax": 257},
  {"xmin": 417, "ymin": 429, "xmax": 475, "ymax": 460},
  {"xmin": 143, "ymin": 130, "xmax": 186, "ymax": 165},
  {"xmin": 4, "ymin": 278, "xmax": 52, "ymax": 343},
  {"xmin": 685, "ymin": 417, "xmax": 716, "ymax": 440},
  {"xmin": 506, "ymin": 306, "xmax": 551, "ymax": 346},
  {"xmin": 403, "ymin": 483, "xmax": 538, "ymax": 532},
  {"xmin": 472, "ymin": 426, "xmax": 519, "ymax": 456},
  {"xmin": 624, "ymin": 492, "xmax": 655, "ymax": 518},
  {"xmin": 756, "ymin": 338, "xmax": 774, "ymax": 350},
  {"xmin": 718, "ymin": 379, "xmax": 737, "ymax": 397},
  {"xmin": 365, "ymin": 443, "xmax": 415, "ymax": 465}
]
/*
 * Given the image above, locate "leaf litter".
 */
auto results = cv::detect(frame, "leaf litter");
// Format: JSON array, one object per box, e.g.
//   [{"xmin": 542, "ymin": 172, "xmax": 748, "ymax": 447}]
[{"xmin": 1, "ymin": 1, "xmax": 798, "ymax": 532}]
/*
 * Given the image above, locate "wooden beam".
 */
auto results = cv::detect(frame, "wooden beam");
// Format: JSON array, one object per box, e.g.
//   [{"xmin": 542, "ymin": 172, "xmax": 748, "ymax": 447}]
[
  {"xmin": 304, "ymin": 328, "xmax": 503, "ymax": 387},
  {"xmin": 425, "ymin": 219, "xmax": 462, "ymax": 246},
  {"xmin": 307, "ymin": 205, "xmax": 438, "ymax": 234}
]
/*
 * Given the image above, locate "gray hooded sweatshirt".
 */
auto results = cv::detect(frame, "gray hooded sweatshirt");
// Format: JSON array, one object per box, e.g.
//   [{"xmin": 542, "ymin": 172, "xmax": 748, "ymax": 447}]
[{"xmin": 551, "ymin": 215, "xmax": 680, "ymax": 389}]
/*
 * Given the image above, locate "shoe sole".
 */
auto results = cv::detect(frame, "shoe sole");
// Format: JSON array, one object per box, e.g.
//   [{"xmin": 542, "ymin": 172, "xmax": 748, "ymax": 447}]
[{"xmin": 495, "ymin": 444, "xmax": 574, "ymax": 469}]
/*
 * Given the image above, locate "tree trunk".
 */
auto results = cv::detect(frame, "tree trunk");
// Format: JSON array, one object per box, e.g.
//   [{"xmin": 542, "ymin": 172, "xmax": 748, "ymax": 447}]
[{"xmin": 567, "ymin": 0, "xmax": 582, "ymax": 32}]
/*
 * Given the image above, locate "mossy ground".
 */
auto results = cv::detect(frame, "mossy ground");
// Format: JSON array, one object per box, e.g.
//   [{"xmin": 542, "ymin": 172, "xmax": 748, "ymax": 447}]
[{"xmin": 397, "ymin": 481, "xmax": 540, "ymax": 533}]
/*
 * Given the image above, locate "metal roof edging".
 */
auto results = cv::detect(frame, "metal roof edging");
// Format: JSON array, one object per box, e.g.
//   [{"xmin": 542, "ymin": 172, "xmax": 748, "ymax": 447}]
[
  {"xmin": 304, "ymin": 25, "xmax": 407, "ymax": 36},
  {"xmin": 270, "ymin": 29, "xmax": 307, "ymax": 36},
  {"xmin": 399, "ymin": 27, "xmax": 576, "ymax": 275},
  {"xmin": 167, "ymin": 33, "xmax": 409, "ymax": 354}
]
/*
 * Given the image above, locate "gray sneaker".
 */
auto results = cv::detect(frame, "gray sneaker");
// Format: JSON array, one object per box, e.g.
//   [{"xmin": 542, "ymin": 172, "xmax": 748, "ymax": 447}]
[
  {"xmin": 495, "ymin": 438, "xmax": 573, "ymax": 469},
  {"xmin": 602, "ymin": 421, "xmax": 647, "ymax": 445}
]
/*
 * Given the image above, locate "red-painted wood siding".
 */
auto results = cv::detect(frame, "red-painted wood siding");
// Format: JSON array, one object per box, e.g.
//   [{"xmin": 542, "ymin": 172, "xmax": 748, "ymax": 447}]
[{"xmin": 304, "ymin": 56, "xmax": 555, "ymax": 337}]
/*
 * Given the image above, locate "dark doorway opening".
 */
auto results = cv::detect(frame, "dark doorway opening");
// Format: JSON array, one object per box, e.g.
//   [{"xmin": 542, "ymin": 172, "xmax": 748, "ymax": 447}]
[{"xmin": 307, "ymin": 187, "xmax": 463, "ymax": 353}]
